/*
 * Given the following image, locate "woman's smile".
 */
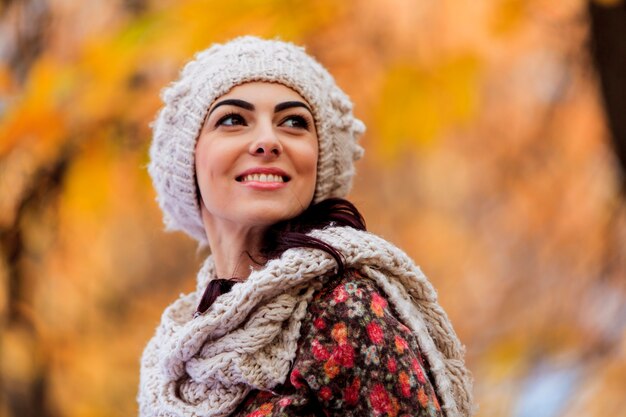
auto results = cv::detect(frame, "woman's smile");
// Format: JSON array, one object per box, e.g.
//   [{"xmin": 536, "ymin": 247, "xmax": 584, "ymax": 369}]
[{"xmin": 236, "ymin": 167, "xmax": 290, "ymax": 189}]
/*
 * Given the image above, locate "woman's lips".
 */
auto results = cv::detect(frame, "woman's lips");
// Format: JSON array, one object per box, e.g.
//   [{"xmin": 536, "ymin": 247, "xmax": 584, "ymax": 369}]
[
  {"xmin": 241, "ymin": 180, "xmax": 288, "ymax": 190},
  {"xmin": 236, "ymin": 168, "xmax": 290, "ymax": 190},
  {"xmin": 236, "ymin": 168, "xmax": 290, "ymax": 181}
]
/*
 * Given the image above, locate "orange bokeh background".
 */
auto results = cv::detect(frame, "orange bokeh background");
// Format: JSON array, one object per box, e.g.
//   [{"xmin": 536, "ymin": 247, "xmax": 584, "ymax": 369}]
[{"xmin": 1, "ymin": 1, "xmax": 625, "ymax": 416}]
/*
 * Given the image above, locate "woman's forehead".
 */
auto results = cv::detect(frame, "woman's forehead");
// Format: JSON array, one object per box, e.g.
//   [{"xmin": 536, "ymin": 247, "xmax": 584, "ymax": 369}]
[{"xmin": 217, "ymin": 81, "xmax": 309, "ymax": 104}]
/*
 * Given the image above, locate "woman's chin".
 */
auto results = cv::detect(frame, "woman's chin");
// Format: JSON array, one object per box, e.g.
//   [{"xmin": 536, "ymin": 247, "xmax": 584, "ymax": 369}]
[
  {"xmin": 231, "ymin": 203, "xmax": 300, "ymax": 225},
  {"xmin": 244, "ymin": 208, "xmax": 305, "ymax": 227}
]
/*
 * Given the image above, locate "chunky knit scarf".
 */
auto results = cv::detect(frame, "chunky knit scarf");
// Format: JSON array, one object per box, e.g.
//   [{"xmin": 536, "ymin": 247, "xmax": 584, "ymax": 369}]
[{"xmin": 138, "ymin": 227, "xmax": 474, "ymax": 417}]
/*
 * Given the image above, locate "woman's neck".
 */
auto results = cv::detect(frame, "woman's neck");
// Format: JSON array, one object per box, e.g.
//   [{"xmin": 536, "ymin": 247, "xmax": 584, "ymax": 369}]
[{"xmin": 201, "ymin": 211, "xmax": 267, "ymax": 280}]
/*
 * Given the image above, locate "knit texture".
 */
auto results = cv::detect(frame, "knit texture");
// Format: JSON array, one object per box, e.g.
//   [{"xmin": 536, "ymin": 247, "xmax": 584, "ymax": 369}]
[
  {"xmin": 137, "ymin": 227, "xmax": 474, "ymax": 417},
  {"xmin": 148, "ymin": 36, "xmax": 365, "ymax": 244}
]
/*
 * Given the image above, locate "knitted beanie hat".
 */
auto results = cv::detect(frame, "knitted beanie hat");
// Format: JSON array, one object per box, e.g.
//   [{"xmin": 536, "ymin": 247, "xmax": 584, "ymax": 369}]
[{"xmin": 148, "ymin": 36, "xmax": 366, "ymax": 244}]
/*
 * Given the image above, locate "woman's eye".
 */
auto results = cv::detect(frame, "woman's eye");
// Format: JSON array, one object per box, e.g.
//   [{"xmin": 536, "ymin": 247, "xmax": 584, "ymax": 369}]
[
  {"xmin": 281, "ymin": 115, "xmax": 310, "ymax": 129},
  {"xmin": 216, "ymin": 113, "xmax": 246, "ymax": 127}
]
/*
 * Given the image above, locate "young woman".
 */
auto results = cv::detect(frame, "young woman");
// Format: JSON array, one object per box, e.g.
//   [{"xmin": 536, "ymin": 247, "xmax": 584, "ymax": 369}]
[{"xmin": 138, "ymin": 36, "xmax": 473, "ymax": 417}]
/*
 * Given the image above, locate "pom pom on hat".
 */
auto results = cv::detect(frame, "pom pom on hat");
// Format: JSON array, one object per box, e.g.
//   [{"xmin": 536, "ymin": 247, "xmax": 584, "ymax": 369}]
[{"xmin": 148, "ymin": 36, "xmax": 365, "ymax": 244}]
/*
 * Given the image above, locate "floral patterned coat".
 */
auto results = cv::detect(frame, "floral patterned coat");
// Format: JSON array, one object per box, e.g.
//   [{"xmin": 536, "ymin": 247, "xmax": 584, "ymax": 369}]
[{"xmin": 229, "ymin": 270, "xmax": 444, "ymax": 417}]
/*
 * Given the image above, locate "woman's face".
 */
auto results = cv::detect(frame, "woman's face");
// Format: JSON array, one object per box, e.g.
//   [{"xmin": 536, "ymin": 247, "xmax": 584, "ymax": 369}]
[{"xmin": 195, "ymin": 81, "xmax": 318, "ymax": 231}]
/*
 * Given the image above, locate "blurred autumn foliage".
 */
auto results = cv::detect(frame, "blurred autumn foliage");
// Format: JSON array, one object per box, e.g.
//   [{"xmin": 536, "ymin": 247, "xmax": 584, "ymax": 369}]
[{"xmin": 1, "ymin": 0, "xmax": 625, "ymax": 416}]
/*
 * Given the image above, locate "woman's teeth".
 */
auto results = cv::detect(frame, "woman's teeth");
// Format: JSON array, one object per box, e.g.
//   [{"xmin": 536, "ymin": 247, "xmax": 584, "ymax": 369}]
[{"xmin": 242, "ymin": 173, "xmax": 284, "ymax": 183}]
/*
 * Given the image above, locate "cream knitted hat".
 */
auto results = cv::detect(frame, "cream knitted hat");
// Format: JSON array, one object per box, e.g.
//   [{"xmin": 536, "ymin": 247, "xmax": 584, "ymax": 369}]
[{"xmin": 148, "ymin": 36, "xmax": 366, "ymax": 244}]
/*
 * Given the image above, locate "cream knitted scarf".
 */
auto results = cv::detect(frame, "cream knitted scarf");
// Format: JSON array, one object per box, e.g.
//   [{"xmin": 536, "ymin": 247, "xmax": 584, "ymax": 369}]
[{"xmin": 138, "ymin": 227, "xmax": 474, "ymax": 417}]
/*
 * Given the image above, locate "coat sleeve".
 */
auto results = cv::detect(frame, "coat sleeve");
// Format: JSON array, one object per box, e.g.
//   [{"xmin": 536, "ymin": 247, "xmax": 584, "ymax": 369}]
[{"xmin": 288, "ymin": 271, "xmax": 444, "ymax": 417}]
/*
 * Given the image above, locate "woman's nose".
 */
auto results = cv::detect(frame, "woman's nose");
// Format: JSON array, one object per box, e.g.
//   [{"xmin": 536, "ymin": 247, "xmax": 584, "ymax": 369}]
[{"xmin": 249, "ymin": 124, "xmax": 282, "ymax": 157}]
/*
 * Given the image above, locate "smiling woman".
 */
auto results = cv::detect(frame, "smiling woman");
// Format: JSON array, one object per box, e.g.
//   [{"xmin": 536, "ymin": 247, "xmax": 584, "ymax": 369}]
[
  {"xmin": 195, "ymin": 83, "xmax": 319, "ymax": 271},
  {"xmin": 139, "ymin": 36, "xmax": 474, "ymax": 417}
]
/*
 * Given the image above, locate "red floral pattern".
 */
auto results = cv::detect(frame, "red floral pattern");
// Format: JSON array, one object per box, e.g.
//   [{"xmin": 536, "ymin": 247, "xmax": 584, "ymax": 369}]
[{"xmin": 230, "ymin": 271, "xmax": 443, "ymax": 417}]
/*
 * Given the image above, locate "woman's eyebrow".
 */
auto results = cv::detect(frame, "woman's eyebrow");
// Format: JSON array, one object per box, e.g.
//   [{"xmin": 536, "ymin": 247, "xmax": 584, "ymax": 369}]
[
  {"xmin": 207, "ymin": 99, "xmax": 254, "ymax": 117},
  {"xmin": 275, "ymin": 101, "xmax": 312, "ymax": 114}
]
